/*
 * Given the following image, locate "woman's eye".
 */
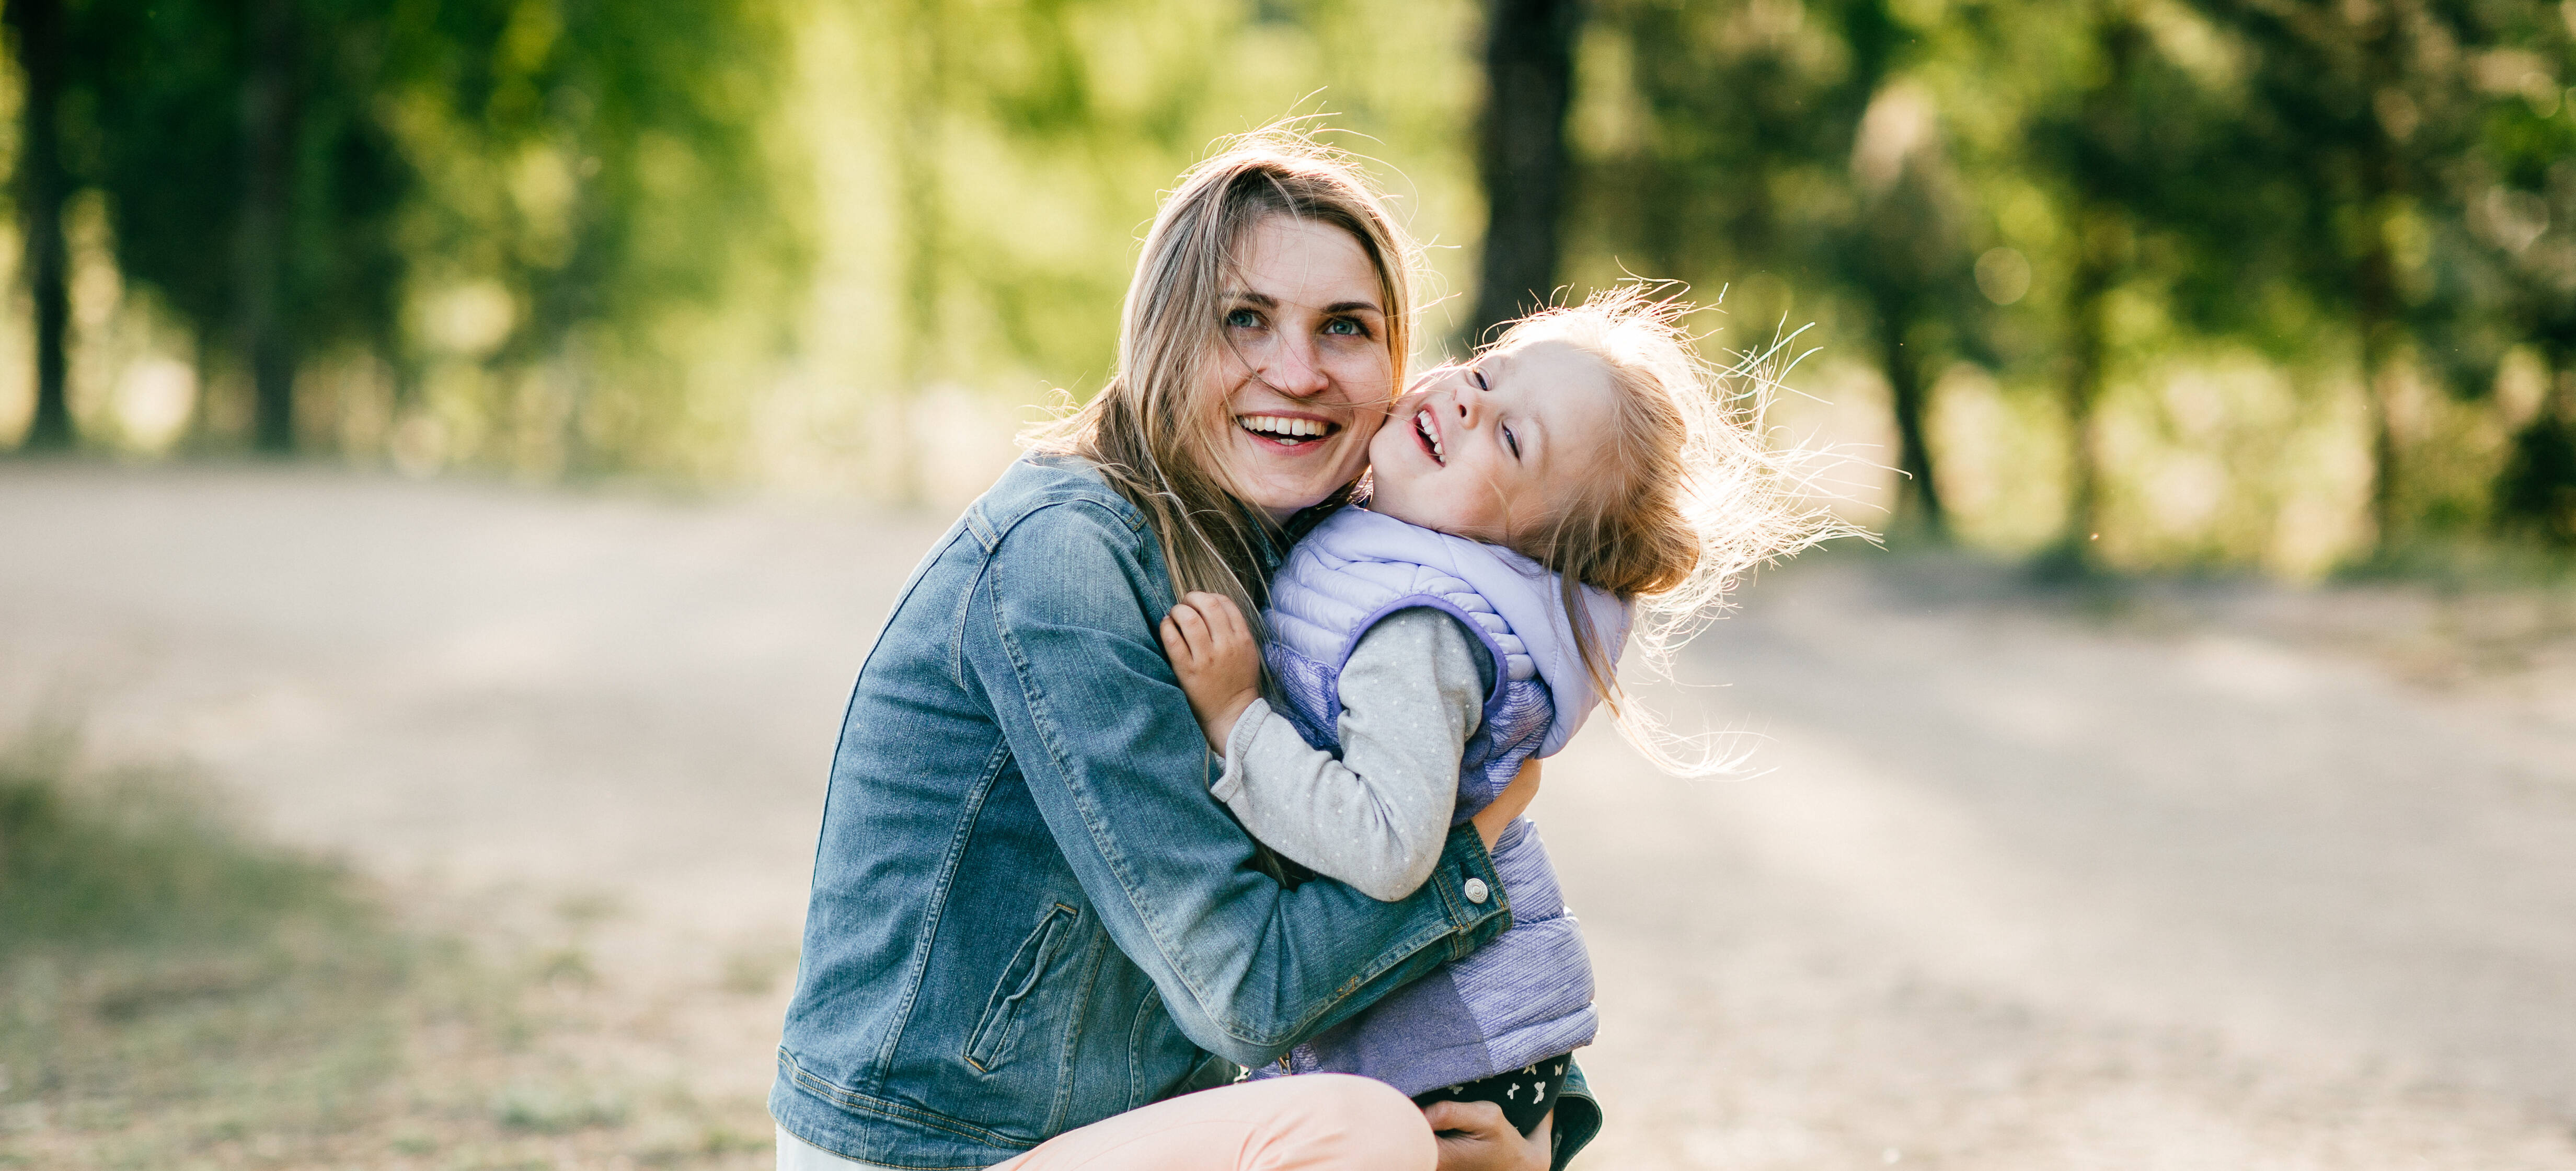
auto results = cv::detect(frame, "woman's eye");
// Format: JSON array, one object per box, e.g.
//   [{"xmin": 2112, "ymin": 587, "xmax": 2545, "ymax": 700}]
[
  {"xmin": 1503, "ymin": 426, "xmax": 1521, "ymax": 459},
  {"xmin": 1225, "ymin": 308, "xmax": 1262, "ymax": 329},
  {"xmin": 1323, "ymin": 318, "xmax": 1363, "ymax": 337}
]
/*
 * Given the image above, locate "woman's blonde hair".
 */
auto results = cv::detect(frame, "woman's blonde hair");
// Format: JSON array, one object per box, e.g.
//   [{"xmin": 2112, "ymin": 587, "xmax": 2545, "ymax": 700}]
[
  {"xmin": 1029, "ymin": 127, "xmax": 1422, "ymax": 620},
  {"xmin": 1490, "ymin": 285, "xmax": 1862, "ymax": 775}
]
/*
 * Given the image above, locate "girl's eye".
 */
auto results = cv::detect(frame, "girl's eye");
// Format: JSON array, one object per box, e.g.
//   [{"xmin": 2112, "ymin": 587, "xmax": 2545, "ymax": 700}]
[
  {"xmin": 1503, "ymin": 426, "xmax": 1521, "ymax": 459},
  {"xmin": 1322, "ymin": 318, "xmax": 1364, "ymax": 337},
  {"xmin": 1470, "ymin": 367, "xmax": 1490, "ymax": 391},
  {"xmin": 1225, "ymin": 308, "xmax": 1262, "ymax": 329}
]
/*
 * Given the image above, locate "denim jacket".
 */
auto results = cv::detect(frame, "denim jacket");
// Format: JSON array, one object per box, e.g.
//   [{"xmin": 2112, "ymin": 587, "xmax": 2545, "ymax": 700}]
[{"xmin": 772, "ymin": 455, "xmax": 1601, "ymax": 1169}]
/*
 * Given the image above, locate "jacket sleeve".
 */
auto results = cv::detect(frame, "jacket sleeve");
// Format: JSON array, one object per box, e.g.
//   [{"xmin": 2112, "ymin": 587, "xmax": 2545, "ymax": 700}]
[
  {"xmin": 963, "ymin": 501, "xmax": 1513, "ymax": 1067},
  {"xmin": 1550, "ymin": 1057, "xmax": 1602, "ymax": 1169}
]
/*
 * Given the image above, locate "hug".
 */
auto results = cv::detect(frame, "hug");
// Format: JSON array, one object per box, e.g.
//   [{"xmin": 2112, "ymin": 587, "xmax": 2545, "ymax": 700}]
[{"xmin": 772, "ymin": 127, "xmax": 1820, "ymax": 1171}]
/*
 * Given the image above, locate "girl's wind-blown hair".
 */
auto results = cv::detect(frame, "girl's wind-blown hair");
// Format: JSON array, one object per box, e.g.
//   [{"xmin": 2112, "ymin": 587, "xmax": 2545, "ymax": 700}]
[{"xmin": 1492, "ymin": 284, "xmax": 1864, "ymax": 776}]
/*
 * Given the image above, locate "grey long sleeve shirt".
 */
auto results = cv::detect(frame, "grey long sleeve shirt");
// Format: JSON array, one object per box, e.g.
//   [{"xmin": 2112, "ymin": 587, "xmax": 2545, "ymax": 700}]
[{"xmin": 1212, "ymin": 608, "xmax": 1494, "ymax": 901}]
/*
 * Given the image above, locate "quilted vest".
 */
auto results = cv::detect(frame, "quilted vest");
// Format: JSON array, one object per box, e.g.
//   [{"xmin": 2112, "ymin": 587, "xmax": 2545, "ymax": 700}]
[
  {"xmin": 1263, "ymin": 507, "xmax": 1630, "ymax": 820},
  {"xmin": 1252, "ymin": 506, "xmax": 1630, "ymax": 1096}
]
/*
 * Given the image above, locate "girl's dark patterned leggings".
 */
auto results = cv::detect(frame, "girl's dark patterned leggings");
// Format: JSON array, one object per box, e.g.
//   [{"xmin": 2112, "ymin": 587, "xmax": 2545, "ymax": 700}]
[{"xmin": 1413, "ymin": 1054, "xmax": 1570, "ymax": 1137}]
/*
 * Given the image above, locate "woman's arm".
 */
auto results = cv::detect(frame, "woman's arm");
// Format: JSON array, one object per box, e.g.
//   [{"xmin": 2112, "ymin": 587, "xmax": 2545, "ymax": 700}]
[{"xmin": 965, "ymin": 501, "xmax": 1514, "ymax": 1068}]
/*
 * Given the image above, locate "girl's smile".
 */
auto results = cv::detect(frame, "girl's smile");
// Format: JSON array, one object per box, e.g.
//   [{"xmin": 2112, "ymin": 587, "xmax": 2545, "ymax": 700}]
[{"xmin": 1366, "ymin": 339, "xmax": 1618, "ymax": 544}]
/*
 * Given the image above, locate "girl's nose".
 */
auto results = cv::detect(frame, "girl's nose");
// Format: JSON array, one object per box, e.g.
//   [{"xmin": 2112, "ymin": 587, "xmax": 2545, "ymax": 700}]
[{"xmin": 1448, "ymin": 389, "xmax": 1481, "ymax": 426}]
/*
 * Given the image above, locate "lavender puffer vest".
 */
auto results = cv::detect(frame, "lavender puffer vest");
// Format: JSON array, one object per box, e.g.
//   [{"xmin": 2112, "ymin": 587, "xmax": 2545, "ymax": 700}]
[{"xmin": 1251, "ymin": 506, "xmax": 1629, "ymax": 1096}]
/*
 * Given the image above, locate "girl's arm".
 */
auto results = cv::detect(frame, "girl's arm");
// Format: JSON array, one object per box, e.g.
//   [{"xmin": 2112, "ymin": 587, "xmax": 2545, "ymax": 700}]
[
  {"xmin": 971, "ymin": 504, "xmax": 1513, "ymax": 1068},
  {"xmin": 1164, "ymin": 597, "xmax": 1489, "ymax": 900}
]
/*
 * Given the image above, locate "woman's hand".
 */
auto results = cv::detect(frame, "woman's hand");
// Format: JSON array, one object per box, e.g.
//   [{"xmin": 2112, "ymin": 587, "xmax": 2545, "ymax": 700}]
[
  {"xmin": 1424, "ymin": 1100, "xmax": 1552, "ymax": 1171},
  {"xmin": 1158, "ymin": 592, "xmax": 1264, "ymax": 753},
  {"xmin": 1469, "ymin": 758, "xmax": 1541, "ymax": 853}
]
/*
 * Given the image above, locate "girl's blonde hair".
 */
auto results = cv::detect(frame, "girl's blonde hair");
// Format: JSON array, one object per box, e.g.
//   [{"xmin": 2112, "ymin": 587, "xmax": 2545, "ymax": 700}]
[
  {"xmin": 1028, "ymin": 127, "xmax": 1422, "ymax": 620},
  {"xmin": 1490, "ymin": 285, "xmax": 1860, "ymax": 775}
]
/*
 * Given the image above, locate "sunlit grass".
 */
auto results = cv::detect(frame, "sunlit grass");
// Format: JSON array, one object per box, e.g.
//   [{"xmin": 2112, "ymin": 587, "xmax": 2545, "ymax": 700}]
[
  {"xmin": 0, "ymin": 721, "xmax": 409, "ymax": 1160},
  {"xmin": 2341, "ymin": 535, "xmax": 2576, "ymax": 593},
  {"xmin": 0, "ymin": 725, "xmax": 772, "ymax": 1170}
]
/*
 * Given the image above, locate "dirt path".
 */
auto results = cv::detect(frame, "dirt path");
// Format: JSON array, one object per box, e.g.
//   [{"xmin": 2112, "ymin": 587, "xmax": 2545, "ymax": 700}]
[{"xmin": 5, "ymin": 463, "xmax": 2573, "ymax": 1168}]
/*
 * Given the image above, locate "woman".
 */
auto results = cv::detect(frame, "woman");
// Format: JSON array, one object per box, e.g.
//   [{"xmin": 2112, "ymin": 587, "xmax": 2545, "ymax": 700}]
[{"xmin": 770, "ymin": 133, "xmax": 1598, "ymax": 1170}]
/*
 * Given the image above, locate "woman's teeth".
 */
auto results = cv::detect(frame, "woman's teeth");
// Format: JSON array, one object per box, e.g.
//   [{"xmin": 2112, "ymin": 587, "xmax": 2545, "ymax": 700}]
[
  {"xmin": 1415, "ymin": 409, "xmax": 1445, "ymax": 465},
  {"xmin": 1238, "ymin": 414, "xmax": 1331, "ymax": 445}
]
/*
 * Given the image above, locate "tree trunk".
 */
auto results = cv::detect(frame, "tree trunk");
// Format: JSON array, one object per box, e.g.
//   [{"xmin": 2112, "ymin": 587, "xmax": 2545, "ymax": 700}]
[
  {"xmin": 2051, "ymin": 205, "xmax": 2118, "ymax": 574},
  {"xmin": 240, "ymin": 0, "xmax": 299, "ymax": 454},
  {"xmin": 2497, "ymin": 355, "xmax": 2576, "ymax": 546},
  {"xmin": 1836, "ymin": 0, "xmax": 1948, "ymax": 535},
  {"xmin": 1470, "ymin": 0, "xmax": 1582, "ymax": 343},
  {"xmin": 1876, "ymin": 291, "xmax": 1946, "ymax": 532},
  {"xmin": 2042, "ymin": 2, "xmax": 2137, "ymax": 577},
  {"xmin": 881, "ymin": 0, "xmax": 945, "ymax": 506},
  {"xmin": 2353, "ymin": 213, "xmax": 2401, "ymax": 550},
  {"xmin": 2351, "ymin": 12, "xmax": 2408, "ymax": 553},
  {"xmin": 7, "ymin": 0, "xmax": 72, "ymax": 451}
]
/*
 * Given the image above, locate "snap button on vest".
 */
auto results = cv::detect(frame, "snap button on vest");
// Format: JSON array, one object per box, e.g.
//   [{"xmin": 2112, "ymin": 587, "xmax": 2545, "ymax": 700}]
[{"xmin": 1463, "ymin": 877, "xmax": 1490, "ymax": 905}]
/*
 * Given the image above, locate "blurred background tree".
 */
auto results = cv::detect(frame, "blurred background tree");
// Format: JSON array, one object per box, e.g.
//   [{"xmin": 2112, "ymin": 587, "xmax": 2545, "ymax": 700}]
[
  {"xmin": 4, "ymin": 0, "xmax": 2573, "ymax": 574},
  {"xmin": 5, "ymin": 0, "xmax": 70, "ymax": 451},
  {"xmin": 1470, "ymin": 0, "xmax": 1582, "ymax": 340}
]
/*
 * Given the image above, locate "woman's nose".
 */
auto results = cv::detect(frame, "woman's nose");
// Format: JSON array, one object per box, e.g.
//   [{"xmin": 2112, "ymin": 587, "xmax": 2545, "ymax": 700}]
[{"xmin": 1263, "ymin": 334, "xmax": 1331, "ymax": 399}]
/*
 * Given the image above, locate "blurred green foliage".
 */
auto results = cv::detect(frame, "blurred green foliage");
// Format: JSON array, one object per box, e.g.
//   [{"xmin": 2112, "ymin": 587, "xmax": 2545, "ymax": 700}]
[
  {"xmin": 1563, "ymin": 0, "xmax": 2576, "ymax": 572},
  {"xmin": 18, "ymin": 0, "xmax": 800, "ymax": 470},
  {"xmin": 5, "ymin": 0, "xmax": 2576, "ymax": 575}
]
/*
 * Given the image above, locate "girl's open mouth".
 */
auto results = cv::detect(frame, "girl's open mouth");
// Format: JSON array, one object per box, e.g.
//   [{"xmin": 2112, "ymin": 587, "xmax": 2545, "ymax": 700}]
[
  {"xmin": 1412, "ymin": 409, "xmax": 1445, "ymax": 466},
  {"xmin": 1236, "ymin": 414, "xmax": 1340, "ymax": 448}
]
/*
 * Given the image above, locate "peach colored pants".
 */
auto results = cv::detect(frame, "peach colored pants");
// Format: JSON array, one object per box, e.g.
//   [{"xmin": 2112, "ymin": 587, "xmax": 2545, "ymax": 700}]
[
  {"xmin": 992, "ymin": 1075, "xmax": 1437, "ymax": 1171},
  {"xmin": 777, "ymin": 1074, "xmax": 1437, "ymax": 1171}
]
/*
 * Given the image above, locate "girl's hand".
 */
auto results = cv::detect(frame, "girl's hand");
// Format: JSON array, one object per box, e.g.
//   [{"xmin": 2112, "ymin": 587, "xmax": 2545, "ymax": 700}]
[
  {"xmin": 1158, "ymin": 592, "xmax": 1264, "ymax": 753},
  {"xmin": 1424, "ymin": 1100, "xmax": 1552, "ymax": 1171}
]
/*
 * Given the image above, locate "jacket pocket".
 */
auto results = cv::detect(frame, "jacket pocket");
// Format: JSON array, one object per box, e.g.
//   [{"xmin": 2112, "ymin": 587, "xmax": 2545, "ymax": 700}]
[{"xmin": 964, "ymin": 902, "xmax": 1079, "ymax": 1072}]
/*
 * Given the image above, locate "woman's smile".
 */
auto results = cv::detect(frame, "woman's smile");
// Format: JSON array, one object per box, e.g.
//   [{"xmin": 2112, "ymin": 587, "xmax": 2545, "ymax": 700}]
[{"xmin": 1234, "ymin": 411, "xmax": 1343, "ymax": 446}]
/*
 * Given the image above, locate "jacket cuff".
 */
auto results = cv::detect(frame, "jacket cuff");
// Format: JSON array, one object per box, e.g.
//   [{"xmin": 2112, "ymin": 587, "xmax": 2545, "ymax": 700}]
[
  {"xmin": 1427, "ymin": 822, "xmax": 1512, "ymax": 958},
  {"xmin": 1549, "ymin": 1056, "xmax": 1602, "ymax": 1169}
]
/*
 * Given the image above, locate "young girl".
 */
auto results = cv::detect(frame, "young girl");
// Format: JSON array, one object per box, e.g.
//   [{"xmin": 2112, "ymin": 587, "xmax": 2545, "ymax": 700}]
[{"xmin": 1158, "ymin": 286, "xmax": 1842, "ymax": 1140}]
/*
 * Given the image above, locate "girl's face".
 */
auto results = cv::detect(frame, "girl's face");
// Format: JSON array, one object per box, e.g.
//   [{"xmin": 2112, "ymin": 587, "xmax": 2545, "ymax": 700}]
[
  {"xmin": 1366, "ymin": 338, "xmax": 1617, "ymax": 544},
  {"xmin": 1204, "ymin": 215, "xmax": 1395, "ymax": 524}
]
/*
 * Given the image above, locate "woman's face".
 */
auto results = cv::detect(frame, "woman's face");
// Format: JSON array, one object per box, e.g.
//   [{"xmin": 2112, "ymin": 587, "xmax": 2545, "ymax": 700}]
[{"xmin": 1204, "ymin": 215, "xmax": 1394, "ymax": 524}]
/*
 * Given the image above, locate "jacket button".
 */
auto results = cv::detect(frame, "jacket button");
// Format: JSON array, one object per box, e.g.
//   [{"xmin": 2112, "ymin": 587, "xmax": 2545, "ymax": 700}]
[{"xmin": 1463, "ymin": 878, "xmax": 1489, "ymax": 905}]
